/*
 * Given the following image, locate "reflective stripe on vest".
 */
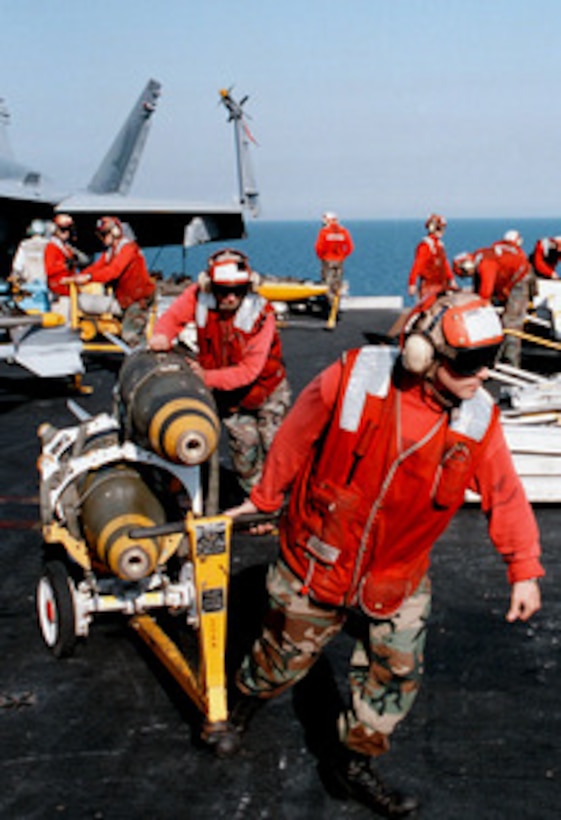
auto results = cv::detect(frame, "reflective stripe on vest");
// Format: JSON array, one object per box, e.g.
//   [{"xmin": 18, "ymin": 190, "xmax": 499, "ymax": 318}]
[
  {"xmin": 195, "ymin": 291, "xmax": 267, "ymax": 333},
  {"xmin": 341, "ymin": 345, "xmax": 492, "ymax": 443},
  {"xmin": 449, "ymin": 389, "xmax": 494, "ymax": 442},
  {"xmin": 340, "ymin": 346, "xmax": 399, "ymax": 432}
]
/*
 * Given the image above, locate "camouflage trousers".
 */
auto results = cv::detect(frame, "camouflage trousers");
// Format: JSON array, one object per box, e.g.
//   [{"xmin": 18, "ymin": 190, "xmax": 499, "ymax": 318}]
[
  {"xmin": 321, "ymin": 260, "xmax": 344, "ymax": 303},
  {"xmin": 237, "ymin": 559, "xmax": 431, "ymax": 758},
  {"xmin": 121, "ymin": 299, "xmax": 154, "ymax": 348},
  {"xmin": 500, "ymin": 277, "xmax": 530, "ymax": 368},
  {"xmin": 222, "ymin": 377, "xmax": 291, "ymax": 493}
]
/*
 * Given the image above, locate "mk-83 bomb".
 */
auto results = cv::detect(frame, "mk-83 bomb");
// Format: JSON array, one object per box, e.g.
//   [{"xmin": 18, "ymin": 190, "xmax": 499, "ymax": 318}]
[
  {"xmin": 81, "ymin": 462, "xmax": 167, "ymax": 581},
  {"xmin": 116, "ymin": 349, "xmax": 220, "ymax": 466}
]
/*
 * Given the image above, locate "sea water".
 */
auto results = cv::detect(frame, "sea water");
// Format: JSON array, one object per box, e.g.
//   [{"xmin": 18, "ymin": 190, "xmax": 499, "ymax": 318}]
[{"xmin": 144, "ymin": 217, "xmax": 561, "ymax": 303}]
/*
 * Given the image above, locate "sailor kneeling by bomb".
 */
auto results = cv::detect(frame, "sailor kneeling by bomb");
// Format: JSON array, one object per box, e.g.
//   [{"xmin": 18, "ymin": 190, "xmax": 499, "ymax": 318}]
[
  {"xmin": 150, "ymin": 249, "xmax": 291, "ymax": 494},
  {"xmin": 225, "ymin": 291, "xmax": 543, "ymax": 817}
]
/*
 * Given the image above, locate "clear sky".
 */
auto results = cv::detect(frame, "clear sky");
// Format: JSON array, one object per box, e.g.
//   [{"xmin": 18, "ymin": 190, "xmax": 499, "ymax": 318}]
[{"xmin": 2, "ymin": 0, "xmax": 561, "ymax": 221}]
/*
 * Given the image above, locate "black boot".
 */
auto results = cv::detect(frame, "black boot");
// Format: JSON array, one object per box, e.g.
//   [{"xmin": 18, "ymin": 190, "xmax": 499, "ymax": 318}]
[
  {"xmin": 319, "ymin": 747, "xmax": 420, "ymax": 818},
  {"xmin": 228, "ymin": 692, "xmax": 266, "ymax": 736}
]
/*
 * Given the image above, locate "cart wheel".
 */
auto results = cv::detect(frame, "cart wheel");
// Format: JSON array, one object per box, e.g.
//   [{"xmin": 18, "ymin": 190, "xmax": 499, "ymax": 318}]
[{"xmin": 36, "ymin": 560, "xmax": 77, "ymax": 658}]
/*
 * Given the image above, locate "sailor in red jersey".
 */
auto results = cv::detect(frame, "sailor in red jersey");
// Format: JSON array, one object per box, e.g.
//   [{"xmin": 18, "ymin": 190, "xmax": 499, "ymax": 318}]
[
  {"xmin": 314, "ymin": 211, "xmax": 354, "ymax": 304},
  {"xmin": 455, "ymin": 229, "xmax": 532, "ymax": 368},
  {"xmin": 44, "ymin": 213, "xmax": 90, "ymax": 319},
  {"xmin": 225, "ymin": 291, "xmax": 543, "ymax": 816},
  {"xmin": 80, "ymin": 216, "xmax": 155, "ymax": 346},
  {"xmin": 150, "ymin": 248, "xmax": 291, "ymax": 493},
  {"xmin": 529, "ymin": 235, "xmax": 561, "ymax": 279},
  {"xmin": 408, "ymin": 213, "xmax": 457, "ymax": 299}
]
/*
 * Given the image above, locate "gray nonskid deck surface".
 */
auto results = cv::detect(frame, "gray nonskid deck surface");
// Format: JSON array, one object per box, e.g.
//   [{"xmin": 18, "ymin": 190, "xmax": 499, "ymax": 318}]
[{"xmin": 0, "ymin": 309, "xmax": 559, "ymax": 819}]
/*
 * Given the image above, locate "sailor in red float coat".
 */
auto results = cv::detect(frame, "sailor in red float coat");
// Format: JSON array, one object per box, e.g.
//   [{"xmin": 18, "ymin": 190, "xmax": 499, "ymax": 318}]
[
  {"xmin": 81, "ymin": 234, "xmax": 155, "ymax": 309},
  {"xmin": 151, "ymin": 249, "xmax": 291, "ymax": 491},
  {"xmin": 225, "ymin": 293, "xmax": 542, "ymax": 815},
  {"xmin": 529, "ymin": 236, "xmax": 561, "ymax": 279},
  {"xmin": 472, "ymin": 230, "xmax": 532, "ymax": 368},
  {"xmin": 314, "ymin": 216, "xmax": 354, "ymax": 263},
  {"xmin": 44, "ymin": 214, "xmax": 87, "ymax": 297},
  {"xmin": 408, "ymin": 213, "xmax": 456, "ymax": 299},
  {"xmin": 314, "ymin": 211, "xmax": 354, "ymax": 304},
  {"xmin": 44, "ymin": 236, "xmax": 76, "ymax": 296},
  {"xmin": 152, "ymin": 282, "xmax": 285, "ymax": 407},
  {"xmin": 80, "ymin": 216, "xmax": 155, "ymax": 347},
  {"xmin": 474, "ymin": 235, "xmax": 531, "ymax": 303}
]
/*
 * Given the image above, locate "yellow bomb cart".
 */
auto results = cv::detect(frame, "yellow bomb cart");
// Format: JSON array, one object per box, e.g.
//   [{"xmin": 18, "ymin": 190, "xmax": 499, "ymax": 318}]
[{"xmin": 36, "ymin": 348, "xmax": 241, "ymax": 756}]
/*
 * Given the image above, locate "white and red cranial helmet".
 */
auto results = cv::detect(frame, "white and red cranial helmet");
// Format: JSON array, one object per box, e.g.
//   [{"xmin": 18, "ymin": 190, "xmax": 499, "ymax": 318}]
[
  {"xmin": 425, "ymin": 213, "xmax": 447, "ymax": 233},
  {"xmin": 53, "ymin": 213, "xmax": 74, "ymax": 230},
  {"xmin": 401, "ymin": 291, "xmax": 503, "ymax": 376},
  {"xmin": 452, "ymin": 252, "xmax": 476, "ymax": 278},
  {"xmin": 207, "ymin": 248, "xmax": 251, "ymax": 286},
  {"xmin": 96, "ymin": 216, "xmax": 123, "ymax": 238},
  {"xmin": 503, "ymin": 229, "xmax": 522, "ymax": 246}
]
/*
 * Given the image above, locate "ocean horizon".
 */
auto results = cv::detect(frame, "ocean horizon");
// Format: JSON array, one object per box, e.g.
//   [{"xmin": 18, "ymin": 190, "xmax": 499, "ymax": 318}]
[{"xmin": 144, "ymin": 217, "xmax": 561, "ymax": 302}]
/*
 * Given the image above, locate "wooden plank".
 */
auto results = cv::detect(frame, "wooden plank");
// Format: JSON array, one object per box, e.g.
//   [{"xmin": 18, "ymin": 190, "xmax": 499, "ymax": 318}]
[{"xmin": 503, "ymin": 426, "xmax": 561, "ymax": 455}]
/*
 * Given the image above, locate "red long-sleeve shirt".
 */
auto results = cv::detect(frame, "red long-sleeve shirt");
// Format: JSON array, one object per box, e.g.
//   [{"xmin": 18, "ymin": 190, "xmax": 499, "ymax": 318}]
[
  {"xmin": 44, "ymin": 237, "xmax": 76, "ymax": 296},
  {"xmin": 82, "ymin": 238, "xmax": 154, "ymax": 309},
  {"xmin": 315, "ymin": 222, "xmax": 354, "ymax": 262}
]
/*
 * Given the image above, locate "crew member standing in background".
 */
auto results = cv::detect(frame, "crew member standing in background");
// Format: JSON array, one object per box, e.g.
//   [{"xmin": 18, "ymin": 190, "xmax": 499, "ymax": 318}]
[
  {"xmin": 529, "ymin": 235, "xmax": 561, "ymax": 279},
  {"xmin": 80, "ymin": 216, "xmax": 155, "ymax": 347},
  {"xmin": 149, "ymin": 248, "xmax": 291, "ymax": 495},
  {"xmin": 10, "ymin": 219, "xmax": 50, "ymax": 287},
  {"xmin": 10, "ymin": 219, "xmax": 51, "ymax": 312},
  {"xmin": 408, "ymin": 213, "xmax": 457, "ymax": 300},
  {"xmin": 459, "ymin": 229, "xmax": 532, "ymax": 369},
  {"xmin": 225, "ymin": 291, "xmax": 543, "ymax": 818},
  {"xmin": 44, "ymin": 213, "xmax": 89, "ymax": 319},
  {"xmin": 314, "ymin": 211, "xmax": 354, "ymax": 307}
]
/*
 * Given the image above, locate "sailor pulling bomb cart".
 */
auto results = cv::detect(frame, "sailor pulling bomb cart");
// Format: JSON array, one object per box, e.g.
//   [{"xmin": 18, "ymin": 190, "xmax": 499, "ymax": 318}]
[{"xmin": 35, "ymin": 347, "xmax": 242, "ymax": 756}]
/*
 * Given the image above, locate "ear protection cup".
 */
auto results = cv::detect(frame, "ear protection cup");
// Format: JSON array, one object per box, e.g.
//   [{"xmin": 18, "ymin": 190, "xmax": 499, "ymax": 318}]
[
  {"xmin": 401, "ymin": 333, "xmax": 435, "ymax": 374},
  {"xmin": 197, "ymin": 270, "xmax": 212, "ymax": 292},
  {"xmin": 249, "ymin": 270, "xmax": 261, "ymax": 290}
]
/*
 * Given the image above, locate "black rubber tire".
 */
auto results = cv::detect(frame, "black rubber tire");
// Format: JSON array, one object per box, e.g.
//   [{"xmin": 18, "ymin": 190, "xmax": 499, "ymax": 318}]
[{"xmin": 36, "ymin": 560, "xmax": 77, "ymax": 658}]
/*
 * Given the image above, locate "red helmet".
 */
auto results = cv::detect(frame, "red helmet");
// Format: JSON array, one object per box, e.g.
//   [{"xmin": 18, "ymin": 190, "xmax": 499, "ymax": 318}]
[
  {"xmin": 425, "ymin": 213, "xmax": 447, "ymax": 233},
  {"xmin": 207, "ymin": 248, "xmax": 251, "ymax": 286},
  {"xmin": 401, "ymin": 291, "xmax": 503, "ymax": 376},
  {"xmin": 96, "ymin": 216, "xmax": 123, "ymax": 238}
]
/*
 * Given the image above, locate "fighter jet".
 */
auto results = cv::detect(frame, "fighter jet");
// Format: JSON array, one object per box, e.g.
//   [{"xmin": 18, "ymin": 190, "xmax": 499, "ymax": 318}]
[{"xmin": 0, "ymin": 79, "xmax": 245, "ymax": 270}]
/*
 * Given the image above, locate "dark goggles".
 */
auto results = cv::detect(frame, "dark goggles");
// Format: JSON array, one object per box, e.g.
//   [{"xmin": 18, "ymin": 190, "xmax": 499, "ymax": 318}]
[
  {"xmin": 443, "ymin": 343, "xmax": 501, "ymax": 376},
  {"xmin": 212, "ymin": 284, "xmax": 248, "ymax": 298}
]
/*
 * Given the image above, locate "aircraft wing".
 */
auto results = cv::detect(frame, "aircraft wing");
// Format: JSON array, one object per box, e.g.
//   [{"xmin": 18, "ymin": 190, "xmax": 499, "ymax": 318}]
[
  {"xmin": 0, "ymin": 78, "xmax": 246, "ymax": 266},
  {"xmin": 55, "ymin": 195, "xmax": 246, "ymax": 253}
]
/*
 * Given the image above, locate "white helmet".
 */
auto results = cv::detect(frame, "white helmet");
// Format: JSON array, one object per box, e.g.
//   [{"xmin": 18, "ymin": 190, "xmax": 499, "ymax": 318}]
[
  {"xmin": 322, "ymin": 211, "xmax": 338, "ymax": 224},
  {"xmin": 28, "ymin": 219, "xmax": 46, "ymax": 237},
  {"xmin": 503, "ymin": 229, "xmax": 522, "ymax": 246}
]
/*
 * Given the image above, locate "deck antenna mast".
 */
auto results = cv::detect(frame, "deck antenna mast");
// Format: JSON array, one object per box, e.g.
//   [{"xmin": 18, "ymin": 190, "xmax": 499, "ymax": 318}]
[{"xmin": 219, "ymin": 88, "xmax": 260, "ymax": 217}]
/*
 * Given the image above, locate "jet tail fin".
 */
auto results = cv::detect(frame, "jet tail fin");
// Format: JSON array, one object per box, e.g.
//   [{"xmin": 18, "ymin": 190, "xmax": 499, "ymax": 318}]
[{"xmin": 87, "ymin": 78, "xmax": 162, "ymax": 196}]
